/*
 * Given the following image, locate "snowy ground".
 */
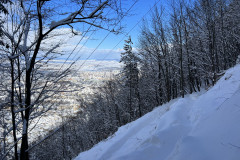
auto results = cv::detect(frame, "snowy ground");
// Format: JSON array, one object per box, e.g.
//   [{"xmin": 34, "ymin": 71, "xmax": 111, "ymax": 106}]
[{"xmin": 75, "ymin": 65, "xmax": 240, "ymax": 160}]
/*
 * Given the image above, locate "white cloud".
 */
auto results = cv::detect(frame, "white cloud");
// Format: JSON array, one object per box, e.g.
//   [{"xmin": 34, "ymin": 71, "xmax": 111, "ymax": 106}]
[
  {"xmin": 59, "ymin": 46, "xmax": 123, "ymax": 61},
  {"xmin": 40, "ymin": 27, "xmax": 123, "ymax": 61},
  {"xmin": 4, "ymin": 20, "xmax": 123, "ymax": 61}
]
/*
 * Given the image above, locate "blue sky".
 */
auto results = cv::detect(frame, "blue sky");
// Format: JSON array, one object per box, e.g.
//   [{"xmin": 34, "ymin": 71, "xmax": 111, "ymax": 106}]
[{"xmin": 58, "ymin": 0, "xmax": 171, "ymax": 61}]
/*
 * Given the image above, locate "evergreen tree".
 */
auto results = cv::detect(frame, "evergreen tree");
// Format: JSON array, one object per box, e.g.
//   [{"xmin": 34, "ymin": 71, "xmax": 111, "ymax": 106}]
[{"xmin": 120, "ymin": 36, "xmax": 141, "ymax": 119}]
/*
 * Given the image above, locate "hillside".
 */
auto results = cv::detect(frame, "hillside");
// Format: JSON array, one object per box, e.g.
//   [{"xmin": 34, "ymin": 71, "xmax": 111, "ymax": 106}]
[{"xmin": 75, "ymin": 64, "xmax": 240, "ymax": 160}]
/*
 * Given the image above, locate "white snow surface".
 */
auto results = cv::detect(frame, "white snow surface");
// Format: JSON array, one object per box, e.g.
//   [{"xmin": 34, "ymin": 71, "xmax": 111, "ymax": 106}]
[{"xmin": 75, "ymin": 65, "xmax": 240, "ymax": 160}]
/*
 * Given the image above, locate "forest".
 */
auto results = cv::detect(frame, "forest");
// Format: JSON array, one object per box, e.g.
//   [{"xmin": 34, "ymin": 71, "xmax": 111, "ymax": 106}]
[{"xmin": 0, "ymin": 0, "xmax": 240, "ymax": 159}]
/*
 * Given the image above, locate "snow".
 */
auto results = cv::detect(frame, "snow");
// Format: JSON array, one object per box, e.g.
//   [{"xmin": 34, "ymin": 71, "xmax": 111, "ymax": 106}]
[{"xmin": 75, "ymin": 64, "xmax": 240, "ymax": 160}]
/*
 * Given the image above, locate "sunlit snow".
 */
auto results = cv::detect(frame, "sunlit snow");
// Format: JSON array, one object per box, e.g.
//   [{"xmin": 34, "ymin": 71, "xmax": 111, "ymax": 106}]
[{"xmin": 75, "ymin": 64, "xmax": 240, "ymax": 160}]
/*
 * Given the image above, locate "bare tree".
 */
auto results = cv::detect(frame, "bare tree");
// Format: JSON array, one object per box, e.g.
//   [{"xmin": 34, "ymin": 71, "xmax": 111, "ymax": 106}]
[
  {"xmin": 0, "ymin": 0, "xmax": 126, "ymax": 159},
  {"xmin": 138, "ymin": 0, "xmax": 239, "ymax": 105}
]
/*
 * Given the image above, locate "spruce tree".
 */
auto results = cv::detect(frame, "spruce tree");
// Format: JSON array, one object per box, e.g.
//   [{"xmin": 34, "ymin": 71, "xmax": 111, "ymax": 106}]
[{"xmin": 120, "ymin": 36, "xmax": 141, "ymax": 119}]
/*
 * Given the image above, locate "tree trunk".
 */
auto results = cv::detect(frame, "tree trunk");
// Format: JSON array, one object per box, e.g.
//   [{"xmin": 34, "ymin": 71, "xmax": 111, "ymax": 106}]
[
  {"xmin": 179, "ymin": 27, "xmax": 184, "ymax": 98},
  {"xmin": 10, "ymin": 58, "xmax": 18, "ymax": 160},
  {"xmin": 20, "ymin": 71, "xmax": 31, "ymax": 160},
  {"xmin": 158, "ymin": 62, "xmax": 163, "ymax": 105}
]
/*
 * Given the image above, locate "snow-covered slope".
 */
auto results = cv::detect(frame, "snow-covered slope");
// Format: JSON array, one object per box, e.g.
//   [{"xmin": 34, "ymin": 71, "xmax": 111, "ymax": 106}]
[{"xmin": 75, "ymin": 65, "xmax": 240, "ymax": 160}]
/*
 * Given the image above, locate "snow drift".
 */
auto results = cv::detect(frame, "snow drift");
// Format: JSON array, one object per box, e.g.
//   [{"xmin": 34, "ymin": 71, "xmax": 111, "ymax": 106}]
[{"xmin": 75, "ymin": 65, "xmax": 240, "ymax": 160}]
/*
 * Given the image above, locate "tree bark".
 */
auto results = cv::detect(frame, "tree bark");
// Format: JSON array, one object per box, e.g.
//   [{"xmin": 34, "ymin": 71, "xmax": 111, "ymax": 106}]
[{"xmin": 10, "ymin": 58, "xmax": 18, "ymax": 160}]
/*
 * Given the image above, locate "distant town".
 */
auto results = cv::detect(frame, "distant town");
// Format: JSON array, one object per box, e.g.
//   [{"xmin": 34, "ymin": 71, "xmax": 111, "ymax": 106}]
[{"xmin": 28, "ymin": 60, "xmax": 123, "ymax": 143}]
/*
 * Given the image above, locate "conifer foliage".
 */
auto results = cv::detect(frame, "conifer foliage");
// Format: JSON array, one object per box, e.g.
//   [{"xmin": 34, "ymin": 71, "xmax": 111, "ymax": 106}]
[{"xmin": 120, "ymin": 36, "xmax": 141, "ymax": 120}]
